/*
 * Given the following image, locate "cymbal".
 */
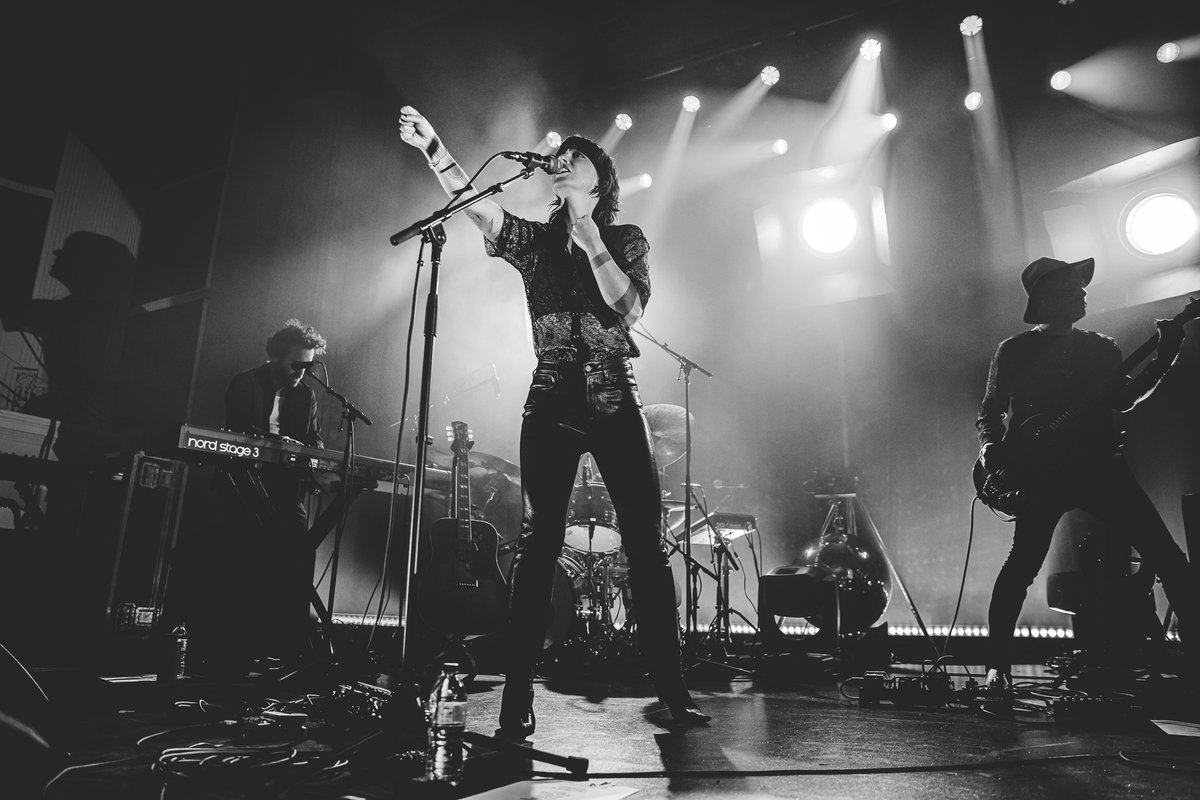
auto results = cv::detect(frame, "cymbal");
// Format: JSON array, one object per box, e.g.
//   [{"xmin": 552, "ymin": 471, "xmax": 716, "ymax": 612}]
[
  {"xmin": 644, "ymin": 403, "xmax": 693, "ymax": 467},
  {"xmin": 425, "ymin": 446, "xmax": 521, "ymax": 486}
]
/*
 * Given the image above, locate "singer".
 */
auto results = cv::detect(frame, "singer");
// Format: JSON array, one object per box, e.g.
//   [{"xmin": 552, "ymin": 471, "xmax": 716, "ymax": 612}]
[{"xmin": 399, "ymin": 106, "xmax": 710, "ymax": 738}]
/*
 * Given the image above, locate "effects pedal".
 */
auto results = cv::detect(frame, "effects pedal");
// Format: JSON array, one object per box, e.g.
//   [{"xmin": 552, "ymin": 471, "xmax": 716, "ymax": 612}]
[{"xmin": 856, "ymin": 671, "xmax": 956, "ymax": 707}]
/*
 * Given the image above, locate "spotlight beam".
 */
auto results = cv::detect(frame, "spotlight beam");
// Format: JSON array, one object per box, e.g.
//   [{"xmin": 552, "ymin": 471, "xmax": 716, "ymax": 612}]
[{"xmin": 644, "ymin": 106, "xmax": 698, "ymax": 238}]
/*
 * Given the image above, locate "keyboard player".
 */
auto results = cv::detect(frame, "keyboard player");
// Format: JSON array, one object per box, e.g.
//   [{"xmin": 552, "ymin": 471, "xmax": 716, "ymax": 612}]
[{"xmin": 199, "ymin": 319, "xmax": 327, "ymax": 671}]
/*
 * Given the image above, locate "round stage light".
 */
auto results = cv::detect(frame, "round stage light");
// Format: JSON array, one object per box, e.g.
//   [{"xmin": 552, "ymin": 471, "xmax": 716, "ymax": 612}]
[
  {"xmin": 860, "ymin": 39, "xmax": 882, "ymax": 61},
  {"xmin": 1050, "ymin": 70, "xmax": 1072, "ymax": 91},
  {"xmin": 880, "ymin": 112, "xmax": 898, "ymax": 131},
  {"xmin": 772, "ymin": 139, "xmax": 789, "ymax": 155},
  {"xmin": 682, "ymin": 95, "xmax": 701, "ymax": 113},
  {"xmin": 545, "ymin": 131, "xmax": 562, "ymax": 148},
  {"xmin": 960, "ymin": 16, "xmax": 983, "ymax": 37},
  {"xmin": 760, "ymin": 66, "xmax": 781, "ymax": 86},
  {"xmin": 801, "ymin": 198, "xmax": 858, "ymax": 255},
  {"xmin": 1157, "ymin": 42, "xmax": 1181, "ymax": 63},
  {"xmin": 637, "ymin": 173, "xmax": 654, "ymax": 189},
  {"xmin": 964, "ymin": 91, "xmax": 982, "ymax": 111},
  {"xmin": 1124, "ymin": 192, "xmax": 1198, "ymax": 256},
  {"xmin": 614, "ymin": 113, "xmax": 633, "ymax": 131}
]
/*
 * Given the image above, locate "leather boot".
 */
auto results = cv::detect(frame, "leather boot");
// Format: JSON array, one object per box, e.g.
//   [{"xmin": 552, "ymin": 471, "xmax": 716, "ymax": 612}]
[
  {"xmin": 494, "ymin": 549, "xmax": 555, "ymax": 739},
  {"xmin": 629, "ymin": 562, "xmax": 711, "ymax": 725},
  {"xmin": 496, "ymin": 674, "xmax": 536, "ymax": 740}
]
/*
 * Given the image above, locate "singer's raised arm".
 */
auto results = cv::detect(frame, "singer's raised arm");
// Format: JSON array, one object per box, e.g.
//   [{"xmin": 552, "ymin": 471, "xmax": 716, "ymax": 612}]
[{"xmin": 398, "ymin": 106, "xmax": 504, "ymax": 241}]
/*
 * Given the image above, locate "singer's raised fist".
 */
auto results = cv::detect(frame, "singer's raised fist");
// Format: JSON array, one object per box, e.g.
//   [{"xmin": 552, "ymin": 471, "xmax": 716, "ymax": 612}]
[
  {"xmin": 398, "ymin": 105, "xmax": 436, "ymax": 151},
  {"xmin": 569, "ymin": 214, "xmax": 601, "ymax": 253}
]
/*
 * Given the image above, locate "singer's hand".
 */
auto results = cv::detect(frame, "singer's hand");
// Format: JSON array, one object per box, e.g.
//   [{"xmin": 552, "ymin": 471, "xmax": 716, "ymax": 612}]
[
  {"xmin": 569, "ymin": 214, "xmax": 602, "ymax": 254},
  {"xmin": 398, "ymin": 105, "xmax": 437, "ymax": 152}
]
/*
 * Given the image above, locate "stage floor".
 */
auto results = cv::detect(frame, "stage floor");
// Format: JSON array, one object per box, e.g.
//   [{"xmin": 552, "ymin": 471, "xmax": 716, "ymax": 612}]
[{"xmin": 31, "ymin": 660, "xmax": 1200, "ymax": 799}]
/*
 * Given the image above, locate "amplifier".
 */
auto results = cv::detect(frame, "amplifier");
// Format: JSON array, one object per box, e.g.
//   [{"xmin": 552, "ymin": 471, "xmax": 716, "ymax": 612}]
[{"xmin": 104, "ymin": 453, "xmax": 189, "ymax": 635}]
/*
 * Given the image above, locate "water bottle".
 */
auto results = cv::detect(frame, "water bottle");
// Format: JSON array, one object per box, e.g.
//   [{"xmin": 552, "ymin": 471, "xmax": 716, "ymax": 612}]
[
  {"xmin": 157, "ymin": 622, "xmax": 188, "ymax": 682},
  {"xmin": 425, "ymin": 663, "xmax": 466, "ymax": 785}
]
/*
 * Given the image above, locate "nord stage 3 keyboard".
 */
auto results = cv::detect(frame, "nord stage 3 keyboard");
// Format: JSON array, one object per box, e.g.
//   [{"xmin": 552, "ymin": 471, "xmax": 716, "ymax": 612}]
[{"xmin": 177, "ymin": 424, "xmax": 421, "ymax": 484}]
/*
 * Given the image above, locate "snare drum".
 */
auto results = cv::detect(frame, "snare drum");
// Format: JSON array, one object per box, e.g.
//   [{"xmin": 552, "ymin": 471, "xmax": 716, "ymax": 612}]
[{"xmin": 563, "ymin": 481, "xmax": 622, "ymax": 554}]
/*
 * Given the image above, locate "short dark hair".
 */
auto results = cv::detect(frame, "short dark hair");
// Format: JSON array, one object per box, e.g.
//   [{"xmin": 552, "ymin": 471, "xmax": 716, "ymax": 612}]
[
  {"xmin": 548, "ymin": 135, "xmax": 620, "ymax": 229},
  {"xmin": 265, "ymin": 319, "xmax": 326, "ymax": 358}
]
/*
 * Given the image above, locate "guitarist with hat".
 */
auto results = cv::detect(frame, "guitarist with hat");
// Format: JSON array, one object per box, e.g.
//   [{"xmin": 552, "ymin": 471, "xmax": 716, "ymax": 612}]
[{"xmin": 976, "ymin": 256, "xmax": 1196, "ymax": 691}]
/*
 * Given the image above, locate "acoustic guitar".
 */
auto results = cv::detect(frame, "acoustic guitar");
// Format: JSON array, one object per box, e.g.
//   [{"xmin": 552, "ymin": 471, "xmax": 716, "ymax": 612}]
[
  {"xmin": 973, "ymin": 296, "xmax": 1199, "ymax": 518},
  {"xmin": 418, "ymin": 421, "xmax": 508, "ymax": 635}
]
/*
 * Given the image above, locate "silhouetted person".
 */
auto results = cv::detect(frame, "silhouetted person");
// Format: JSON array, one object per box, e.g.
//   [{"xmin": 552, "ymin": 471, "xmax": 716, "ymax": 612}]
[
  {"xmin": 977, "ymin": 257, "xmax": 1196, "ymax": 688},
  {"xmin": 0, "ymin": 232, "xmax": 133, "ymax": 659}
]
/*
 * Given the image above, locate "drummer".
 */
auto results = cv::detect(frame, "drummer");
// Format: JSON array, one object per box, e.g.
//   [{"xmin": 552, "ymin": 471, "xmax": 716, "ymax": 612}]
[{"xmin": 399, "ymin": 106, "xmax": 710, "ymax": 739}]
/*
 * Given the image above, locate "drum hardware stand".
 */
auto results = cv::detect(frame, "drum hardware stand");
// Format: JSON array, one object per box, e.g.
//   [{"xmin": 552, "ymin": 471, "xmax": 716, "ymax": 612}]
[
  {"xmin": 388, "ymin": 163, "xmax": 541, "ymax": 687},
  {"xmin": 633, "ymin": 329, "xmax": 713, "ymax": 646},
  {"xmin": 682, "ymin": 495, "xmax": 756, "ymax": 676}
]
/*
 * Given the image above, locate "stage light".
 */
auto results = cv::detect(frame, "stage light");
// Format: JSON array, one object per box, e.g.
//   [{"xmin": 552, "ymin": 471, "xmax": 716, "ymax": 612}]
[
  {"xmin": 615, "ymin": 113, "xmax": 633, "ymax": 131},
  {"xmin": 772, "ymin": 138, "xmax": 789, "ymax": 155},
  {"xmin": 860, "ymin": 39, "xmax": 882, "ymax": 61},
  {"xmin": 880, "ymin": 112, "xmax": 898, "ymax": 131},
  {"xmin": 545, "ymin": 131, "xmax": 562, "ymax": 148},
  {"xmin": 964, "ymin": 91, "xmax": 982, "ymax": 111},
  {"xmin": 1124, "ymin": 192, "xmax": 1198, "ymax": 256},
  {"xmin": 760, "ymin": 65, "xmax": 781, "ymax": 86},
  {"xmin": 682, "ymin": 95, "xmax": 701, "ymax": 113},
  {"xmin": 1050, "ymin": 70, "xmax": 1072, "ymax": 91},
  {"xmin": 801, "ymin": 198, "xmax": 858, "ymax": 254},
  {"xmin": 959, "ymin": 15, "xmax": 983, "ymax": 37},
  {"xmin": 1157, "ymin": 42, "xmax": 1181, "ymax": 63},
  {"xmin": 636, "ymin": 173, "xmax": 653, "ymax": 189}
]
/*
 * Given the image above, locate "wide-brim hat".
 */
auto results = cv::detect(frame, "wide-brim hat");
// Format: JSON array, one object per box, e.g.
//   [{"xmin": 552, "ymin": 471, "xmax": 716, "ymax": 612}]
[{"xmin": 1021, "ymin": 256, "xmax": 1094, "ymax": 323}]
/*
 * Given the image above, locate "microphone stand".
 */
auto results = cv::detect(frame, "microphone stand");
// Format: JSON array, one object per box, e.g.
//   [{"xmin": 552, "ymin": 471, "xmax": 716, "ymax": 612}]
[
  {"xmin": 277, "ymin": 368, "xmax": 373, "ymax": 684},
  {"xmin": 633, "ymin": 330, "xmax": 713, "ymax": 644},
  {"xmin": 389, "ymin": 165, "xmax": 540, "ymax": 677},
  {"xmin": 304, "ymin": 368, "xmax": 373, "ymax": 633}
]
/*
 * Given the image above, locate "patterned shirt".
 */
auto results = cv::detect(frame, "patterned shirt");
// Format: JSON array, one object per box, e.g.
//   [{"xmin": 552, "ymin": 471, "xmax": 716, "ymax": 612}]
[{"xmin": 484, "ymin": 209, "xmax": 650, "ymax": 362}]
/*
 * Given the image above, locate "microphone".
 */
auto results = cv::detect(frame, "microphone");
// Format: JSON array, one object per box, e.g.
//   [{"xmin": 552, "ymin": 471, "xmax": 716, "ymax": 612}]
[
  {"xmin": 713, "ymin": 480, "xmax": 746, "ymax": 490},
  {"xmin": 501, "ymin": 151, "xmax": 562, "ymax": 174},
  {"xmin": 490, "ymin": 364, "xmax": 501, "ymax": 399}
]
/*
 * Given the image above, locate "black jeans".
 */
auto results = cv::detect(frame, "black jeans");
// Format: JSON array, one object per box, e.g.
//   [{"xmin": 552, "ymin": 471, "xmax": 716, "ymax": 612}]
[
  {"xmin": 503, "ymin": 356, "xmax": 685, "ymax": 693},
  {"xmin": 986, "ymin": 455, "xmax": 1196, "ymax": 673}
]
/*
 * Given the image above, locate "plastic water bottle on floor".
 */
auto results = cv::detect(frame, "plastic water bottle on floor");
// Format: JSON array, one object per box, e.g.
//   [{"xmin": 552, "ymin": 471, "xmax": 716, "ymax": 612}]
[{"xmin": 425, "ymin": 663, "xmax": 466, "ymax": 785}]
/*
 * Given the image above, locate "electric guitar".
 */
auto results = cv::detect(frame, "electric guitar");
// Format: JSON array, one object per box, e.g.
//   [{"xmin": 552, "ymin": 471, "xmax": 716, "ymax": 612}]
[
  {"xmin": 418, "ymin": 421, "xmax": 508, "ymax": 635},
  {"xmin": 973, "ymin": 296, "xmax": 1200, "ymax": 518}
]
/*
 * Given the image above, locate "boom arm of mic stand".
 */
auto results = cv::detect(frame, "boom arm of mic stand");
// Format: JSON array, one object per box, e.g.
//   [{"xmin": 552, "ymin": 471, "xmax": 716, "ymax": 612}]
[
  {"xmin": 306, "ymin": 372, "xmax": 374, "ymax": 426},
  {"xmin": 389, "ymin": 168, "xmax": 537, "ymax": 246},
  {"xmin": 662, "ymin": 534, "xmax": 718, "ymax": 581},
  {"xmin": 632, "ymin": 329, "xmax": 715, "ymax": 379}
]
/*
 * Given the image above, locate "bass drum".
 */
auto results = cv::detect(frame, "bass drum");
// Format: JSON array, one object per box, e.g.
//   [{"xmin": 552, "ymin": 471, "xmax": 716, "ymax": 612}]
[{"xmin": 563, "ymin": 482, "xmax": 622, "ymax": 555}]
